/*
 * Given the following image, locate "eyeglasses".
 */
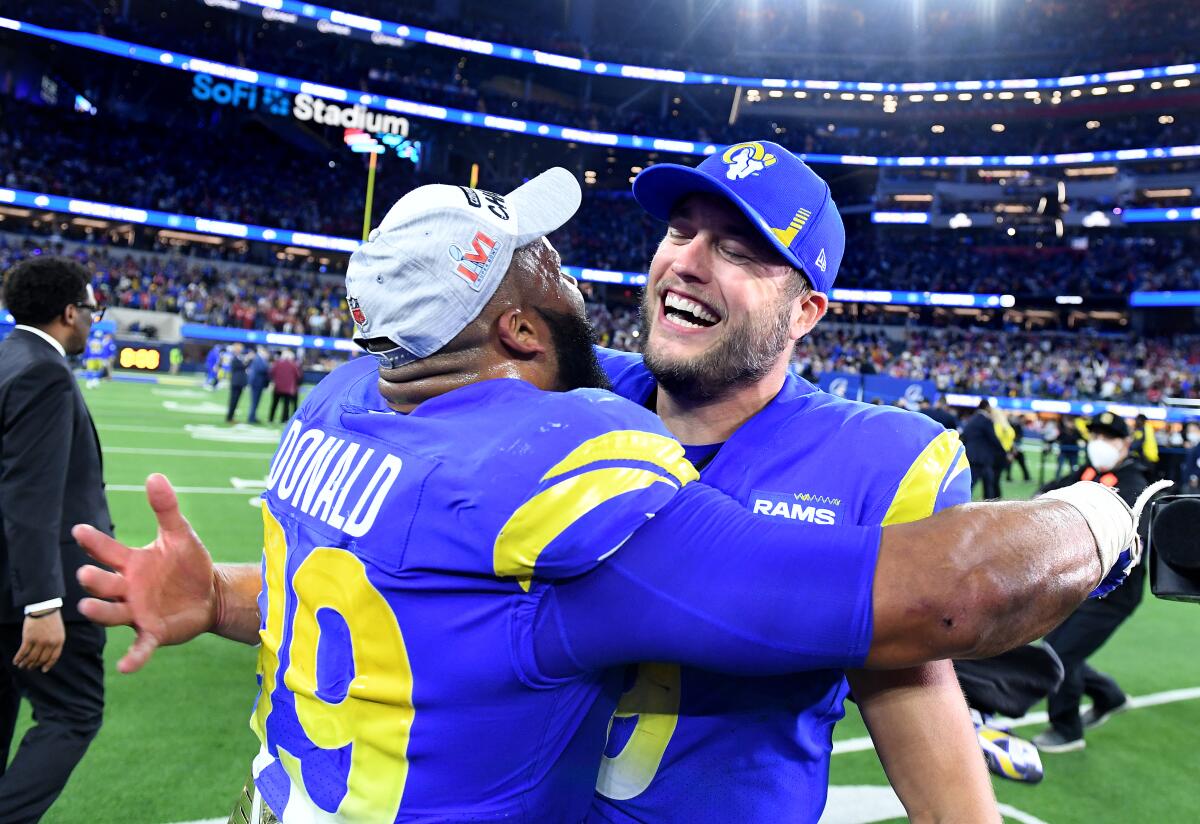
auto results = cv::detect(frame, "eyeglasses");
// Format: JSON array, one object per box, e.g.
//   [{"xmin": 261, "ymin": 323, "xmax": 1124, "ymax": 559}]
[{"xmin": 74, "ymin": 302, "xmax": 105, "ymax": 322}]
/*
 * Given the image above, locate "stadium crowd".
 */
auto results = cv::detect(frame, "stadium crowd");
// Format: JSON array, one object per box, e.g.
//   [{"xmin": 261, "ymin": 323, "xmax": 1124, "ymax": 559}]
[
  {"xmin": 792, "ymin": 326, "xmax": 1200, "ymax": 403},
  {"xmin": 4, "ymin": 104, "xmax": 1199, "ymax": 298},
  {"xmin": 2, "ymin": 234, "xmax": 1197, "ymax": 404}
]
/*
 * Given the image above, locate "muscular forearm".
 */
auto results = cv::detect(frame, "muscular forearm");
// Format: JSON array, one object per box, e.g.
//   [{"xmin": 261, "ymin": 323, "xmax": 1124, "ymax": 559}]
[
  {"xmin": 211, "ymin": 563, "xmax": 263, "ymax": 645},
  {"xmin": 869, "ymin": 499, "xmax": 1102, "ymax": 668},
  {"xmin": 850, "ymin": 663, "xmax": 999, "ymax": 824}
]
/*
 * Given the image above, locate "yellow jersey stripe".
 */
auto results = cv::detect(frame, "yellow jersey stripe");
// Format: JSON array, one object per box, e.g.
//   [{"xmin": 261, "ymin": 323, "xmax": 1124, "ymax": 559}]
[
  {"xmin": 252, "ymin": 502, "xmax": 288, "ymax": 744},
  {"xmin": 494, "ymin": 467, "xmax": 680, "ymax": 591},
  {"xmin": 882, "ymin": 429, "xmax": 963, "ymax": 526},
  {"xmin": 541, "ymin": 430, "xmax": 699, "ymax": 487},
  {"xmin": 597, "ymin": 663, "xmax": 682, "ymax": 800}
]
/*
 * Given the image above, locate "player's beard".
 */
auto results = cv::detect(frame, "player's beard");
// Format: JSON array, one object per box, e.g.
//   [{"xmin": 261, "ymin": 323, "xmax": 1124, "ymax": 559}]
[
  {"xmin": 639, "ymin": 290, "xmax": 792, "ymax": 402},
  {"xmin": 535, "ymin": 306, "xmax": 612, "ymax": 392}
]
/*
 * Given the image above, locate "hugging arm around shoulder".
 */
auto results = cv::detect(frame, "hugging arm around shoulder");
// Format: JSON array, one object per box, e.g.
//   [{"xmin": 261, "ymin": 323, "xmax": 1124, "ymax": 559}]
[{"xmin": 531, "ymin": 481, "xmax": 881, "ymax": 678}]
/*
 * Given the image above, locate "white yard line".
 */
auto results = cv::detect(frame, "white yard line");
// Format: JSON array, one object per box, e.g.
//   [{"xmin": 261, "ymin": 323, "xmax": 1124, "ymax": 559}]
[
  {"xmin": 107, "ymin": 485, "xmax": 263, "ymax": 495},
  {"xmin": 98, "ymin": 424, "xmax": 199, "ymax": 433},
  {"xmin": 104, "ymin": 447, "xmax": 274, "ymax": 459},
  {"xmin": 831, "ymin": 685, "xmax": 1200, "ymax": 755}
]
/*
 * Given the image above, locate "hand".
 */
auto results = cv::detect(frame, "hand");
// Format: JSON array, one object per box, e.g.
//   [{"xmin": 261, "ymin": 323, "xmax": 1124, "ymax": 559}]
[
  {"xmin": 72, "ymin": 473, "xmax": 220, "ymax": 673},
  {"xmin": 13, "ymin": 609, "xmax": 65, "ymax": 672}
]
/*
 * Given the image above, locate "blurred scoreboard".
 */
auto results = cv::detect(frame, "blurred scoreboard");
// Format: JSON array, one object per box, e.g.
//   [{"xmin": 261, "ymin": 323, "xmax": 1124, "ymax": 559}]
[{"xmin": 116, "ymin": 341, "xmax": 177, "ymax": 372}]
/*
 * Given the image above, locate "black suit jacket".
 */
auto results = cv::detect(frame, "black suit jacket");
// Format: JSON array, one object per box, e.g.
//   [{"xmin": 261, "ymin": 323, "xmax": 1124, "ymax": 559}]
[
  {"xmin": 961, "ymin": 410, "xmax": 1007, "ymax": 468},
  {"xmin": 0, "ymin": 329, "xmax": 112, "ymax": 624}
]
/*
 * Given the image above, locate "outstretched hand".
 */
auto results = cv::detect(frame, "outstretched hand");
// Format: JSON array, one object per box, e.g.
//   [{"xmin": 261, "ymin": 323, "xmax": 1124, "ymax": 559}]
[{"xmin": 73, "ymin": 473, "xmax": 220, "ymax": 673}]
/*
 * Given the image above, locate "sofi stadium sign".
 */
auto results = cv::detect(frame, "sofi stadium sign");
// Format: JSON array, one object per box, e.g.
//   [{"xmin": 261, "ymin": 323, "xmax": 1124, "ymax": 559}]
[{"xmin": 191, "ymin": 74, "xmax": 410, "ymax": 136}]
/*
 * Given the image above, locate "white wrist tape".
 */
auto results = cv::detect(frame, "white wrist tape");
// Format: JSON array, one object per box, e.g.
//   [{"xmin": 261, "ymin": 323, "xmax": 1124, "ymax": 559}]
[
  {"xmin": 1040, "ymin": 480, "xmax": 1174, "ymax": 578},
  {"xmin": 1040, "ymin": 482, "xmax": 1134, "ymax": 575}
]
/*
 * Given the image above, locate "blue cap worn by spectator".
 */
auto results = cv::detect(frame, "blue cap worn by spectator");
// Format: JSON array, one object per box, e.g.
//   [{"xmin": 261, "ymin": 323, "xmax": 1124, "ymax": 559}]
[{"xmin": 631, "ymin": 140, "xmax": 845, "ymax": 293}]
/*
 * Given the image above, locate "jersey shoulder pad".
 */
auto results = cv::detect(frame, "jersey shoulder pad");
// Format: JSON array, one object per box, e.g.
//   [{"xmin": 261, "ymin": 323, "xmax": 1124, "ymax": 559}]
[
  {"xmin": 593, "ymin": 346, "xmax": 655, "ymax": 404},
  {"xmin": 490, "ymin": 388, "xmax": 697, "ymax": 587},
  {"xmin": 801, "ymin": 391, "xmax": 970, "ymax": 523},
  {"xmin": 293, "ymin": 355, "xmax": 378, "ymax": 420}
]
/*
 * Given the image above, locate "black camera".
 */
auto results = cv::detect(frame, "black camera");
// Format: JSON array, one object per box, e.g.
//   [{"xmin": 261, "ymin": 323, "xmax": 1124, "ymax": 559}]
[{"xmin": 1147, "ymin": 495, "xmax": 1200, "ymax": 603}]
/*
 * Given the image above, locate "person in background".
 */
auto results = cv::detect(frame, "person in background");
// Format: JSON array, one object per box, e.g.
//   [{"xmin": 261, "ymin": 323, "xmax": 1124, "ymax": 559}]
[
  {"xmin": 100, "ymin": 333, "xmax": 116, "ymax": 381},
  {"xmin": 1034, "ymin": 412, "xmax": 1153, "ymax": 752},
  {"xmin": 245, "ymin": 347, "xmax": 271, "ymax": 425},
  {"xmin": 919, "ymin": 395, "xmax": 958, "ymax": 431},
  {"xmin": 962, "ymin": 400, "xmax": 1007, "ymax": 499},
  {"xmin": 1130, "ymin": 413, "xmax": 1159, "ymax": 475},
  {"xmin": 82, "ymin": 332, "xmax": 106, "ymax": 390},
  {"xmin": 1184, "ymin": 425, "xmax": 1200, "ymax": 492},
  {"xmin": 1055, "ymin": 415, "xmax": 1083, "ymax": 476},
  {"xmin": 990, "ymin": 406, "xmax": 1015, "ymax": 497},
  {"xmin": 168, "ymin": 346, "xmax": 183, "ymax": 375},
  {"xmin": 1007, "ymin": 415, "xmax": 1031, "ymax": 483},
  {"xmin": 223, "ymin": 342, "xmax": 250, "ymax": 423},
  {"xmin": 203, "ymin": 344, "xmax": 223, "ymax": 392},
  {"xmin": 0, "ymin": 256, "xmax": 111, "ymax": 821},
  {"xmin": 268, "ymin": 349, "xmax": 303, "ymax": 424}
]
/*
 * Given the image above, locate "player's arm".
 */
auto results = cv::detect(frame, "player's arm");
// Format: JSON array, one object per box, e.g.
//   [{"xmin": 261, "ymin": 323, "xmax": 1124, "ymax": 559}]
[
  {"xmin": 72, "ymin": 474, "xmax": 262, "ymax": 673},
  {"xmin": 850, "ymin": 662, "xmax": 997, "ymax": 823},
  {"xmin": 848, "ymin": 434, "xmax": 998, "ymax": 823},
  {"xmin": 533, "ymin": 481, "xmax": 1122, "ymax": 677}
]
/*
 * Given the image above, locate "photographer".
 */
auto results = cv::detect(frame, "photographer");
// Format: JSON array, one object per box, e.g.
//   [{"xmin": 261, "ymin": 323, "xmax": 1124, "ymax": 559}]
[{"xmin": 1033, "ymin": 412, "xmax": 1150, "ymax": 752}]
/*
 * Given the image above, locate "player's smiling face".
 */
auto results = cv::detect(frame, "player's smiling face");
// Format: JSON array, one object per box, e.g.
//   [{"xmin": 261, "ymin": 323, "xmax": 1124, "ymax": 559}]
[{"xmin": 640, "ymin": 193, "xmax": 818, "ymax": 398}]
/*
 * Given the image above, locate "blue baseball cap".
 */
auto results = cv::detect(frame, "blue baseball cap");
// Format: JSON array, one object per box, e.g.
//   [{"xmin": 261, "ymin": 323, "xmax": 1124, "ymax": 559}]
[{"xmin": 632, "ymin": 141, "xmax": 845, "ymax": 293}]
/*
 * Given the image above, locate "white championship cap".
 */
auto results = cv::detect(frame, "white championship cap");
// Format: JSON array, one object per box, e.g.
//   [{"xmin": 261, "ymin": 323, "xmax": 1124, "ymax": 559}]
[{"xmin": 345, "ymin": 167, "xmax": 582, "ymax": 367}]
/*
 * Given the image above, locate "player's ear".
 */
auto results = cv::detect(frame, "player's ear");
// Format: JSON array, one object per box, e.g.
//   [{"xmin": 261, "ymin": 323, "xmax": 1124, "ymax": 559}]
[
  {"xmin": 790, "ymin": 291, "xmax": 828, "ymax": 342},
  {"xmin": 496, "ymin": 307, "xmax": 548, "ymax": 359}
]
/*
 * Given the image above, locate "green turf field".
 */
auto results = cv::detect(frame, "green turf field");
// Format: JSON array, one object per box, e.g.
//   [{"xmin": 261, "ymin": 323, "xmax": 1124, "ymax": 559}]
[{"xmin": 12, "ymin": 377, "xmax": 1198, "ymax": 823}]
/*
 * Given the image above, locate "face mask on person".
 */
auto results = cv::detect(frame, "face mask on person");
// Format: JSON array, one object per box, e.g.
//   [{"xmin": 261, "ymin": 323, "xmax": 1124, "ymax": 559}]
[{"xmin": 1086, "ymin": 439, "xmax": 1122, "ymax": 473}]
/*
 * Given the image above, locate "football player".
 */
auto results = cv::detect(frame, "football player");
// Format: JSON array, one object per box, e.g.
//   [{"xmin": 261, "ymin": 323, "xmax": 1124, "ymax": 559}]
[
  {"xmin": 75, "ymin": 170, "xmax": 1145, "ymax": 823},
  {"xmin": 591, "ymin": 142, "xmax": 992, "ymax": 821}
]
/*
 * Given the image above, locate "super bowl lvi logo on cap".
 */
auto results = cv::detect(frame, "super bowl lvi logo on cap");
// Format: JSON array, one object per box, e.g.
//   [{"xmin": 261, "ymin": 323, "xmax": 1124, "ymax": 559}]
[
  {"xmin": 448, "ymin": 230, "xmax": 503, "ymax": 290},
  {"xmin": 722, "ymin": 142, "xmax": 777, "ymax": 181}
]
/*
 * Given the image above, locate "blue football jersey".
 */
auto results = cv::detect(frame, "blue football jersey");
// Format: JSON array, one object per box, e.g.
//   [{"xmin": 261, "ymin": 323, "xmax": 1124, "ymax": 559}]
[
  {"xmin": 85, "ymin": 337, "xmax": 105, "ymax": 358},
  {"xmin": 590, "ymin": 348, "xmax": 972, "ymax": 823},
  {"xmin": 250, "ymin": 356, "xmax": 701, "ymax": 822}
]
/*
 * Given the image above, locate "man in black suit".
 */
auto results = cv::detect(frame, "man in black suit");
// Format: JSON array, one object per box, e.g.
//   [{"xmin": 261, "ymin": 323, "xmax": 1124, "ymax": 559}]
[
  {"xmin": 961, "ymin": 399, "xmax": 1007, "ymax": 499},
  {"xmin": 0, "ymin": 256, "xmax": 111, "ymax": 822},
  {"xmin": 224, "ymin": 342, "xmax": 250, "ymax": 423},
  {"xmin": 919, "ymin": 395, "xmax": 959, "ymax": 431}
]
